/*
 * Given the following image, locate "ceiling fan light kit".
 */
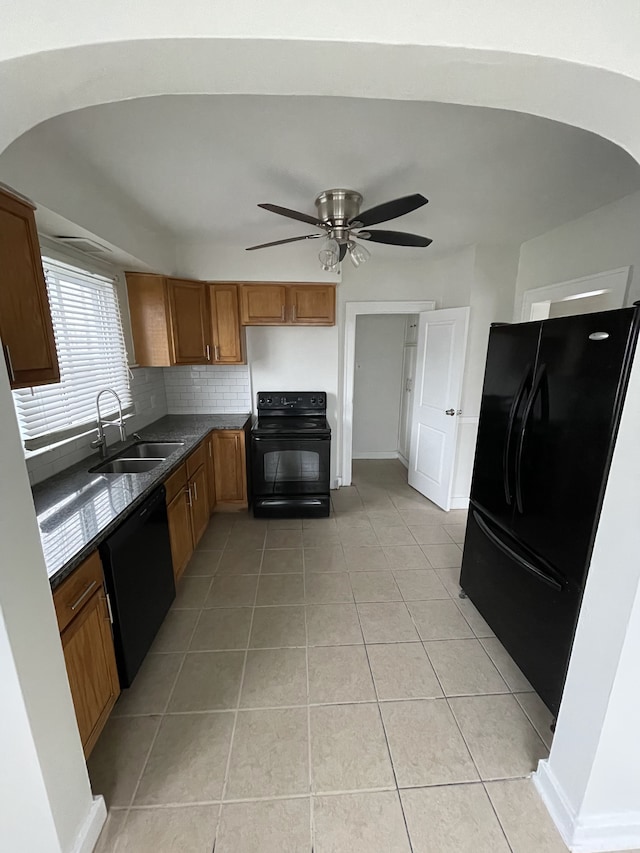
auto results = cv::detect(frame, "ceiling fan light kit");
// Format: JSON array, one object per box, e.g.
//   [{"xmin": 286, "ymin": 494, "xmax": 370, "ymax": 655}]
[{"xmin": 246, "ymin": 188, "xmax": 432, "ymax": 271}]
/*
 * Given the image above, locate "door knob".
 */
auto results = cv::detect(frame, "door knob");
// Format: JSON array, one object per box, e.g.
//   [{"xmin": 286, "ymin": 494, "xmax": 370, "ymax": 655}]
[{"xmin": 445, "ymin": 409, "xmax": 455, "ymax": 416}]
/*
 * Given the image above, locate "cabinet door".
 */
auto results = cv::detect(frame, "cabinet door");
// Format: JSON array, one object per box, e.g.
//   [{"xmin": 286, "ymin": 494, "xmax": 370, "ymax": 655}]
[
  {"xmin": 240, "ymin": 284, "xmax": 288, "ymax": 325},
  {"xmin": 167, "ymin": 488, "xmax": 194, "ymax": 581},
  {"xmin": 189, "ymin": 464, "xmax": 210, "ymax": 545},
  {"xmin": 210, "ymin": 284, "xmax": 245, "ymax": 363},
  {"xmin": 206, "ymin": 434, "xmax": 216, "ymax": 515},
  {"xmin": 167, "ymin": 279, "xmax": 211, "ymax": 364},
  {"xmin": 0, "ymin": 189, "xmax": 59, "ymax": 388},
  {"xmin": 60, "ymin": 587, "xmax": 120, "ymax": 758},
  {"xmin": 213, "ymin": 430, "xmax": 247, "ymax": 504},
  {"xmin": 289, "ymin": 284, "xmax": 335, "ymax": 326}
]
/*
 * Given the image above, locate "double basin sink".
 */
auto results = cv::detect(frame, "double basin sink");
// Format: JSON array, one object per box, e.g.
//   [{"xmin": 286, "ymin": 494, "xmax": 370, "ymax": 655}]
[{"xmin": 90, "ymin": 441, "xmax": 185, "ymax": 475}]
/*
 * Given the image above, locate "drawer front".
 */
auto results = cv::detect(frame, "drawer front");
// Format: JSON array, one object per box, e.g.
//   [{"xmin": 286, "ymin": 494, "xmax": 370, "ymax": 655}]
[
  {"xmin": 186, "ymin": 442, "xmax": 206, "ymax": 479},
  {"xmin": 53, "ymin": 550, "xmax": 104, "ymax": 633},
  {"xmin": 165, "ymin": 462, "xmax": 188, "ymax": 504}
]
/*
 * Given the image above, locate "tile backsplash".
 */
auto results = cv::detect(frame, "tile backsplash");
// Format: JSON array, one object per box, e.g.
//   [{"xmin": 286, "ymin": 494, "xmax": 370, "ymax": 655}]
[
  {"xmin": 163, "ymin": 365, "xmax": 251, "ymax": 414},
  {"xmin": 26, "ymin": 367, "xmax": 168, "ymax": 486},
  {"xmin": 24, "ymin": 365, "xmax": 252, "ymax": 485}
]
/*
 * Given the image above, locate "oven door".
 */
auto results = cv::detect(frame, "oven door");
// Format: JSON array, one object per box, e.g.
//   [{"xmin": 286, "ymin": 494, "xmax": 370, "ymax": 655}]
[{"xmin": 251, "ymin": 435, "xmax": 330, "ymax": 496}]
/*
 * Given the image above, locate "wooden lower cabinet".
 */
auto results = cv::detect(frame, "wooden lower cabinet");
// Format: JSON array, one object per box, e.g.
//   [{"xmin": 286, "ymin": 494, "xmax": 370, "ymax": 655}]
[
  {"xmin": 54, "ymin": 551, "xmax": 120, "ymax": 758},
  {"xmin": 167, "ymin": 487, "xmax": 193, "ymax": 582},
  {"xmin": 206, "ymin": 434, "xmax": 216, "ymax": 515},
  {"xmin": 165, "ymin": 442, "xmax": 214, "ymax": 580},
  {"xmin": 189, "ymin": 463, "xmax": 210, "ymax": 544},
  {"xmin": 212, "ymin": 429, "xmax": 248, "ymax": 509}
]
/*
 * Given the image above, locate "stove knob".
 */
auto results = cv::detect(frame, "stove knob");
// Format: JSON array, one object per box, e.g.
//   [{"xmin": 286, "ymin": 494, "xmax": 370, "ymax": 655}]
[
  {"xmin": 311, "ymin": 397, "xmax": 316, "ymax": 404},
  {"xmin": 266, "ymin": 397, "xmax": 272, "ymax": 404},
  {"xmin": 318, "ymin": 397, "xmax": 324, "ymax": 405},
  {"xmin": 259, "ymin": 397, "xmax": 265, "ymax": 404}
]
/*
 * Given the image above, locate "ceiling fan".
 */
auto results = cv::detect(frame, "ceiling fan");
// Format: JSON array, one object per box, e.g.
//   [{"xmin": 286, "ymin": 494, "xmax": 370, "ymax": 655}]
[{"xmin": 246, "ymin": 189, "xmax": 432, "ymax": 270}]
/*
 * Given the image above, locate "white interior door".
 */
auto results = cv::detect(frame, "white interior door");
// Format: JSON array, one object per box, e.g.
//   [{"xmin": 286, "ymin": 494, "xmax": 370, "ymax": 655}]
[{"xmin": 408, "ymin": 307, "xmax": 469, "ymax": 510}]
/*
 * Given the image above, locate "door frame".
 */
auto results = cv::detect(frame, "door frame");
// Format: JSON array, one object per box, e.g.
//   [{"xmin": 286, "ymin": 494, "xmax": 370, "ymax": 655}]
[
  {"xmin": 341, "ymin": 300, "xmax": 436, "ymax": 486},
  {"xmin": 520, "ymin": 267, "xmax": 630, "ymax": 321}
]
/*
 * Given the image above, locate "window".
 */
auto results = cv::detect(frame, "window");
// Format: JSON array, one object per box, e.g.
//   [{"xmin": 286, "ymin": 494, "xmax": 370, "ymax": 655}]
[{"xmin": 13, "ymin": 257, "xmax": 132, "ymax": 452}]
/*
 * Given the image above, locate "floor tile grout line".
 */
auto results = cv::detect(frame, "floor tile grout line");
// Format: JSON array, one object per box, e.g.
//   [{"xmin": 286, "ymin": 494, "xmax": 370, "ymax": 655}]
[
  {"xmin": 124, "ymin": 592, "xmax": 205, "ymax": 815},
  {"xmin": 481, "ymin": 779, "xmax": 517, "ymax": 853},
  {"xmin": 352, "ymin": 481, "xmax": 416, "ymax": 853},
  {"xmin": 211, "ymin": 522, "xmax": 264, "ymax": 843},
  {"xmin": 302, "ymin": 546, "xmax": 316, "ymax": 851}
]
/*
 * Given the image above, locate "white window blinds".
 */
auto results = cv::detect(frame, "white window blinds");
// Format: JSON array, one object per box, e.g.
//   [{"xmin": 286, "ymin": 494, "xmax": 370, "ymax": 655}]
[{"xmin": 13, "ymin": 257, "xmax": 133, "ymax": 452}]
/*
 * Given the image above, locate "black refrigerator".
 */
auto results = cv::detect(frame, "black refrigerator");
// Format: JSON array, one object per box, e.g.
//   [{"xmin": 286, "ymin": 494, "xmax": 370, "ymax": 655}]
[{"xmin": 460, "ymin": 306, "xmax": 639, "ymax": 715}]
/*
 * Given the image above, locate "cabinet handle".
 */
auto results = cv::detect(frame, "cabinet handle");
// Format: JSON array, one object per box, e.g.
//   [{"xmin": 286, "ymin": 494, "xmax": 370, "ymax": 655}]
[
  {"xmin": 102, "ymin": 592, "xmax": 114, "ymax": 624},
  {"xmin": 70, "ymin": 580, "xmax": 97, "ymax": 611},
  {"xmin": 281, "ymin": 305, "xmax": 285, "ymax": 321},
  {"xmin": 292, "ymin": 305, "xmax": 297, "ymax": 322},
  {"xmin": 206, "ymin": 345, "xmax": 211, "ymax": 361},
  {"xmin": 3, "ymin": 344, "xmax": 15, "ymax": 383},
  {"xmin": 193, "ymin": 481, "xmax": 198, "ymax": 501},
  {"xmin": 208, "ymin": 442, "xmax": 212, "ymax": 457},
  {"xmin": 185, "ymin": 486, "xmax": 192, "ymax": 507},
  {"xmin": 214, "ymin": 345, "xmax": 220, "ymax": 361}
]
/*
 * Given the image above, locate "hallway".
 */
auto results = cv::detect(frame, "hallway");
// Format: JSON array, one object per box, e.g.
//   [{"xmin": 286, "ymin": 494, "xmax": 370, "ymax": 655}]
[{"xmin": 91, "ymin": 460, "xmax": 568, "ymax": 852}]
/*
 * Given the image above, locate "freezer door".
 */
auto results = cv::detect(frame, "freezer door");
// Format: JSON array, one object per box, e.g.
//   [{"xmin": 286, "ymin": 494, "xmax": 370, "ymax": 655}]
[
  {"xmin": 460, "ymin": 506, "xmax": 579, "ymax": 714},
  {"xmin": 470, "ymin": 321, "xmax": 541, "ymax": 530},
  {"xmin": 511, "ymin": 308, "xmax": 638, "ymax": 587}
]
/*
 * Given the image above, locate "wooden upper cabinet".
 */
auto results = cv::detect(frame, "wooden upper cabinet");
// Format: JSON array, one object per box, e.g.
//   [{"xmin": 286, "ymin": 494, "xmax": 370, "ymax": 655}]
[
  {"xmin": 240, "ymin": 284, "xmax": 288, "ymax": 325},
  {"xmin": 167, "ymin": 279, "xmax": 211, "ymax": 364},
  {"xmin": 126, "ymin": 272, "xmax": 213, "ymax": 367},
  {"xmin": 209, "ymin": 284, "xmax": 245, "ymax": 364},
  {"xmin": 289, "ymin": 284, "xmax": 335, "ymax": 325},
  {"xmin": 0, "ymin": 187, "xmax": 59, "ymax": 388},
  {"xmin": 240, "ymin": 283, "xmax": 336, "ymax": 326}
]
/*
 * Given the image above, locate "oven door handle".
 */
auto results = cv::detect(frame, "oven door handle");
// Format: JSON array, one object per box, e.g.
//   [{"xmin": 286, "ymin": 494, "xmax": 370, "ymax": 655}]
[{"xmin": 252, "ymin": 435, "xmax": 330, "ymax": 442}]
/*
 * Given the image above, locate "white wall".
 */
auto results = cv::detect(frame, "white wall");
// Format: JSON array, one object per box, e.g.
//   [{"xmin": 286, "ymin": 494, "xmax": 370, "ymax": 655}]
[
  {"xmin": 515, "ymin": 190, "xmax": 640, "ymax": 319},
  {"xmin": 0, "ymin": 357, "xmax": 102, "ymax": 852},
  {"xmin": 0, "ymin": 131, "xmax": 175, "ymax": 272},
  {"xmin": 352, "ymin": 315, "xmax": 406, "ymax": 457},
  {"xmin": 535, "ymin": 340, "xmax": 640, "ymax": 851}
]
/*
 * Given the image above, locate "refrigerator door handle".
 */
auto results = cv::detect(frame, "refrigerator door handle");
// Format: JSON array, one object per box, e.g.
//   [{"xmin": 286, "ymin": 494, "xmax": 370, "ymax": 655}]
[
  {"xmin": 472, "ymin": 509, "xmax": 564, "ymax": 591},
  {"xmin": 514, "ymin": 364, "xmax": 547, "ymax": 514},
  {"xmin": 503, "ymin": 364, "xmax": 533, "ymax": 505}
]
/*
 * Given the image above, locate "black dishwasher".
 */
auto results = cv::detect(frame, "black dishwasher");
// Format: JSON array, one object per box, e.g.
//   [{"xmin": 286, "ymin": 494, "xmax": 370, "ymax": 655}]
[{"xmin": 99, "ymin": 486, "xmax": 175, "ymax": 687}]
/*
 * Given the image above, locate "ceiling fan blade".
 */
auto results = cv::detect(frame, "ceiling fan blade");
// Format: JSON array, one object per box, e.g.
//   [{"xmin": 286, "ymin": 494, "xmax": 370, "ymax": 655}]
[
  {"xmin": 339, "ymin": 243, "xmax": 347, "ymax": 262},
  {"xmin": 258, "ymin": 203, "xmax": 325, "ymax": 228},
  {"xmin": 351, "ymin": 193, "xmax": 428, "ymax": 227},
  {"xmin": 357, "ymin": 229, "xmax": 433, "ymax": 247},
  {"xmin": 246, "ymin": 234, "xmax": 322, "ymax": 251}
]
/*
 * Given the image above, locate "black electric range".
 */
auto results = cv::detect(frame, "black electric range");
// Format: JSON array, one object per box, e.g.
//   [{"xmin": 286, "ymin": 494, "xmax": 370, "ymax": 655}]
[{"xmin": 251, "ymin": 392, "xmax": 331, "ymax": 517}]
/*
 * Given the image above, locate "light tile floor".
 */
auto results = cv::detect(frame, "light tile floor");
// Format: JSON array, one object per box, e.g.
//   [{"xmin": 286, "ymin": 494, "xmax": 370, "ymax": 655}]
[{"xmin": 91, "ymin": 460, "xmax": 587, "ymax": 852}]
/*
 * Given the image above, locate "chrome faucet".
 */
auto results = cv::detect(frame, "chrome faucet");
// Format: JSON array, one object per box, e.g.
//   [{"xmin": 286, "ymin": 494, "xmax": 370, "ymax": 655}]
[{"xmin": 90, "ymin": 388, "xmax": 127, "ymax": 458}]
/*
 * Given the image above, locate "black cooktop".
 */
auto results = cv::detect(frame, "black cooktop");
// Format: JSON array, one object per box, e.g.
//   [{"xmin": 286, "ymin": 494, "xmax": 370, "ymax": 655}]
[{"xmin": 252, "ymin": 415, "xmax": 330, "ymax": 436}]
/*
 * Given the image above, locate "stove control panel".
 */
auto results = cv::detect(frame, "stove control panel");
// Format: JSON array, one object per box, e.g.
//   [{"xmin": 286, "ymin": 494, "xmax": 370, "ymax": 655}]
[{"xmin": 257, "ymin": 392, "xmax": 326, "ymax": 412}]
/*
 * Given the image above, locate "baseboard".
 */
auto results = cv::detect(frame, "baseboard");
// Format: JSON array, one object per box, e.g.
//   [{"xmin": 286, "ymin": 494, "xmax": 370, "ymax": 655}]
[
  {"xmin": 450, "ymin": 496, "xmax": 469, "ymax": 510},
  {"xmin": 534, "ymin": 760, "xmax": 640, "ymax": 852},
  {"xmin": 352, "ymin": 452, "xmax": 400, "ymax": 460},
  {"xmin": 397, "ymin": 452, "xmax": 409, "ymax": 469},
  {"xmin": 71, "ymin": 795, "xmax": 107, "ymax": 853}
]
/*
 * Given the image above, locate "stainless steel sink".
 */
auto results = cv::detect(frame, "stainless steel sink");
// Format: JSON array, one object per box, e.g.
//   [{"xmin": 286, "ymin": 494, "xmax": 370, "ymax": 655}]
[
  {"xmin": 91, "ymin": 458, "xmax": 163, "ymax": 474},
  {"xmin": 121, "ymin": 441, "xmax": 184, "ymax": 459}
]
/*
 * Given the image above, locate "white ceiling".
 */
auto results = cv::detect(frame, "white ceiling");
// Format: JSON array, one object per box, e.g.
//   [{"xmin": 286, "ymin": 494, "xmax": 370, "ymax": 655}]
[{"xmin": 11, "ymin": 95, "xmax": 640, "ymax": 257}]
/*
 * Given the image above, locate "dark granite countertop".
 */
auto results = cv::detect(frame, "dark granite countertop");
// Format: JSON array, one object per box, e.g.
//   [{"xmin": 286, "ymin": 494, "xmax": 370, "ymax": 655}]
[{"xmin": 33, "ymin": 414, "xmax": 251, "ymax": 590}]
